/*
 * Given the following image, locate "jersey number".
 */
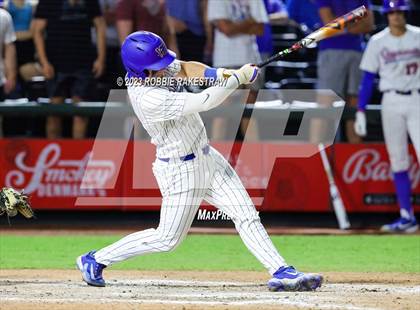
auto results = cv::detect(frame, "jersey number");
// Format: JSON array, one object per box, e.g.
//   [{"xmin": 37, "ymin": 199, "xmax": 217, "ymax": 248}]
[{"xmin": 406, "ymin": 62, "xmax": 418, "ymax": 75}]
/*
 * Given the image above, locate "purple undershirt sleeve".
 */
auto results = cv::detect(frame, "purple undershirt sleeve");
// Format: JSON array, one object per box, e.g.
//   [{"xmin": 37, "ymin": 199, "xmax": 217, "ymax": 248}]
[{"xmin": 358, "ymin": 71, "xmax": 376, "ymax": 111}]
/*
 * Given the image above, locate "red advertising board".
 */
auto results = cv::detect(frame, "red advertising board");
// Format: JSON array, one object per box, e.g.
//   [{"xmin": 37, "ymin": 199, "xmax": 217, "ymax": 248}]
[
  {"xmin": 0, "ymin": 139, "xmax": 419, "ymax": 213},
  {"xmin": 333, "ymin": 144, "xmax": 420, "ymax": 212},
  {"xmin": 0, "ymin": 139, "xmax": 125, "ymax": 210}
]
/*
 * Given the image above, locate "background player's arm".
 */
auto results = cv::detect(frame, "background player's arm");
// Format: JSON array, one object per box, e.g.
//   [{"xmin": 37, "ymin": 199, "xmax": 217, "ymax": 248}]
[
  {"xmin": 207, "ymin": 0, "xmax": 266, "ymax": 37},
  {"xmin": 33, "ymin": 18, "xmax": 54, "ymax": 79},
  {"xmin": 162, "ymin": 15, "xmax": 180, "ymax": 56},
  {"xmin": 3, "ymin": 42, "xmax": 17, "ymax": 94},
  {"xmin": 354, "ymin": 38, "xmax": 380, "ymax": 137},
  {"xmin": 357, "ymin": 71, "xmax": 376, "ymax": 112},
  {"xmin": 92, "ymin": 17, "xmax": 106, "ymax": 78},
  {"xmin": 201, "ymin": 0, "xmax": 214, "ymax": 59},
  {"xmin": 215, "ymin": 19, "xmax": 264, "ymax": 37},
  {"xmin": 358, "ymin": 38, "xmax": 380, "ymax": 112},
  {"xmin": 354, "ymin": 71, "xmax": 374, "ymax": 134}
]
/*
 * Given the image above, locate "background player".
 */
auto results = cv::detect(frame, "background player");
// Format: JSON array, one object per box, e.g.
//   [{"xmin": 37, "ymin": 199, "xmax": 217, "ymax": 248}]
[
  {"xmin": 76, "ymin": 31, "xmax": 323, "ymax": 292},
  {"xmin": 354, "ymin": 0, "xmax": 420, "ymax": 233}
]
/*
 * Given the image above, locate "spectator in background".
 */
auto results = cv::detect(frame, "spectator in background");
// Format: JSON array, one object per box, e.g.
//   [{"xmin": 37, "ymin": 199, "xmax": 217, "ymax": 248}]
[
  {"xmin": 257, "ymin": 0, "xmax": 289, "ymax": 64},
  {"xmin": 286, "ymin": 0, "xmax": 321, "ymax": 32},
  {"xmin": 6, "ymin": 0, "xmax": 42, "ymax": 84},
  {"xmin": 0, "ymin": 6, "xmax": 17, "ymax": 137},
  {"xmin": 92, "ymin": 0, "xmax": 122, "ymax": 88},
  {"xmin": 207, "ymin": 0, "xmax": 268, "ymax": 141},
  {"xmin": 33, "ymin": 0, "xmax": 106, "ymax": 139},
  {"xmin": 0, "ymin": 7, "xmax": 17, "ymax": 102},
  {"xmin": 315, "ymin": 0, "xmax": 374, "ymax": 143},
  {"xmin": 166, "ymin": 0, "xmax": 212, "ymax": 63},
  {"xmin": 96, "ymin": 0, "xmax": 119, "ymax": 48},
  {"xmin": 116, "ymin": 0, "xmax": 178, "ymax": 54}
]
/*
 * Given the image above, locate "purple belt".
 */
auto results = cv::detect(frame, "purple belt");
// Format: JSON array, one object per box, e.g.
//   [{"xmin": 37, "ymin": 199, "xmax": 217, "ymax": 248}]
[{"xmin": 158, "ymin": 145, "xmax": 210, "ymax": 162}]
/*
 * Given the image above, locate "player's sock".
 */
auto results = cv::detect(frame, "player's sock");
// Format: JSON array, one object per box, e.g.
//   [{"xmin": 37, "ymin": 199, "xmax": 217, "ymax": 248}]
[{"xmin": 393, "ymin": 170, "xmax": 413, "ymax": 220}]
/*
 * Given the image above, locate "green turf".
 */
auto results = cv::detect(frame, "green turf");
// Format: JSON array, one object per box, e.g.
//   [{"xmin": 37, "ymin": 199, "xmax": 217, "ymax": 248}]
[{"xmin": 0, "ymin": 235, "xmax": 419, "ymax": 273}]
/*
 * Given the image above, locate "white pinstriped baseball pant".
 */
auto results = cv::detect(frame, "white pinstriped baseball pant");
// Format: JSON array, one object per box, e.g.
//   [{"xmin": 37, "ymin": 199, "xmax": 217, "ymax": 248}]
[{"xmin": 94, "ymin": 146, "xmax": 286, "ymax": 274}]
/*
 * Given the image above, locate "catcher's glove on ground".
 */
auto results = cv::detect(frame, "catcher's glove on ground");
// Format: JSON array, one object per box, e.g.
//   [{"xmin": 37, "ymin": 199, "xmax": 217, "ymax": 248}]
[{"xmin": 0, "ymin": 187, "xmax": 34, "ymax": 218}]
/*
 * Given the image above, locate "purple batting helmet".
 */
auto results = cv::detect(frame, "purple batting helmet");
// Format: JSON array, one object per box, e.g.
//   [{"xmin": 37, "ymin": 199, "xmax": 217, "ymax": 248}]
[
  {"xmin": 382, "ymin": 0, "xmax": 410, "ymax": 13},
  {"xmin": 121, "ymin": 31, "xmax": 176, "ymax": 78}
]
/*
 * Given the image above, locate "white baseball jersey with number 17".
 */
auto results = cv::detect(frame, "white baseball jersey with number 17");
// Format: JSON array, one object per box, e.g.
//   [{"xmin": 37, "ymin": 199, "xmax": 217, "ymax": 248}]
[
  {"xmin": 360, "ymin": 25, "xmax": 420, "ymax": 92},
  {"xmin": 360, "ymin": 25, "xmax": 420, "ymax": 172}
]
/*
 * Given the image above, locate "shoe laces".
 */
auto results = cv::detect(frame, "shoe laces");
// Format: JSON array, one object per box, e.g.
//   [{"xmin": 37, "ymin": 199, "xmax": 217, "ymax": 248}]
[
  {"xmin": 94, "ymin": 263, "xmax": 104, "ymax": 277},
  {"xmin": 88, "ymin": 251, "xmax": 105, "ymax": 277},
  {"xmin": 274, "ymin": 265, "xmax": 297, "ymax": 277}
]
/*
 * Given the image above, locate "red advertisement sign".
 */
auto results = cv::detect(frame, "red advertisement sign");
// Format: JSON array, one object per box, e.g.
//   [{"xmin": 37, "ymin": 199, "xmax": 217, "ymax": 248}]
[
  {"xmin": 1, "ymin": 139, "xmax": 419, "ymax": 213},
  {"xmin": 333, "ymin": 144, "xmax": 420, "ymax": 212},
  {"xmin": 0, "ymin": 139, "xmax": 124, "ymax": 210}
]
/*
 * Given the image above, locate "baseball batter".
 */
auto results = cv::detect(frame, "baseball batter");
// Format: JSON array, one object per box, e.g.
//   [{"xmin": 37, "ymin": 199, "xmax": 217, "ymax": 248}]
[
  {"xmin": 354, "ymin": 0, "xmax": 419, "ymax": 233},
  {"xmin": 76, "ymin": 31, "xmax": 323, "ymax": 291}
]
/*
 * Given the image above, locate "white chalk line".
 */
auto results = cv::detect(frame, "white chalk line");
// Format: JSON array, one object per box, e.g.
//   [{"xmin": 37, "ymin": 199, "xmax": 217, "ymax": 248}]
[
  {"xmin": 0, "ymin": 278, "xmax": 262, "ymax": 287},
  {"xmin": 0, "ymin": 296, "xmax": 377, "ymax": 310},
  {"xmin": 4, "ymin": 278, "xmax": 419, "ymax": 294},
  {"xmin": 108, "ymin": 278, "xmax": 263, "ymax": 287}
]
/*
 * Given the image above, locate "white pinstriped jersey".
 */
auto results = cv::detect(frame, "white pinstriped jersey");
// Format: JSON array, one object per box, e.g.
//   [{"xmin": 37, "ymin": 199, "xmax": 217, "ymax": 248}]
[
  {"xmin": 96, "ymin": 63, "xmax": 287, "ymax": 276},
  {"xmin": 127, "ymin": 60, "xmax": 209, "ymax": 159}
]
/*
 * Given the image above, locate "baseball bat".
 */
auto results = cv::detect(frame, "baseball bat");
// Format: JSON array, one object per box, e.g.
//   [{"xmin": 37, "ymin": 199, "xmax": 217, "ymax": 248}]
[
  {"xmin": 318, "ymin": 144, "xmax": 351, "ymax": 230},
  {"xmin": 257, "ymin": 5, "xmax": 368, "ymax": 68}
]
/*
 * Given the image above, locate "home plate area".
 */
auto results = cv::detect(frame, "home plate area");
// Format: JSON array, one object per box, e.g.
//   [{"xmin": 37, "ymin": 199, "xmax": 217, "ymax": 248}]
[{"xmin": 0, "ymin": 271, "xmax": 419, "ymax": 310}]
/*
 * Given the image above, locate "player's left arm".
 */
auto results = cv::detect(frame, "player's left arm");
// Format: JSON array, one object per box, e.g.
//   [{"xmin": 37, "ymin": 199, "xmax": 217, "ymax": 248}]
[{"xmin": 358, "ymin": 38, "xmax": 380, "ymax": 111}]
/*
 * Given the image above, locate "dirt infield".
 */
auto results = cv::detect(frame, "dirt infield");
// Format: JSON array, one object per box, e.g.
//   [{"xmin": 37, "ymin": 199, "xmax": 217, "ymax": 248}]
[{"xmin": 1, "ymin": 270, "xmax": 419, "ymax": 310}]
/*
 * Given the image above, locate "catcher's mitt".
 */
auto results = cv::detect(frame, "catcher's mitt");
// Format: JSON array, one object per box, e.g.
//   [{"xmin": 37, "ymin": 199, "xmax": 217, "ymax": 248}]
[{"xmin": 0, "ymin": 187, "xmax": 34, "ymax": 219}]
